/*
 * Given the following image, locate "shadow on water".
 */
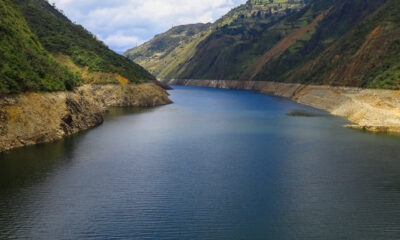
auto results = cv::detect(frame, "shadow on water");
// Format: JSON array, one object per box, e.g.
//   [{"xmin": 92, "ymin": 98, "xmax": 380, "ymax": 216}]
[
  {"xmin": 0, "ymin": 134, "xmax": 83, "ymax": 239},
  {"xmin": 0, "ymin": 106, "xmax": 160, "ymax": 190},
  {"xmin": 0, "ymin": 135, "xmax": 79, "ymax": 189},
  {"xmin": 1, "ymin": 86, "xmax": 400, "ymax": 239},
  {"xmin": 0, "ymin": 105, "xmax": 165, "ymax": 238},
  {"xmin": 286, "ymin": 109, "xmax": 328, "ymax": 117}
]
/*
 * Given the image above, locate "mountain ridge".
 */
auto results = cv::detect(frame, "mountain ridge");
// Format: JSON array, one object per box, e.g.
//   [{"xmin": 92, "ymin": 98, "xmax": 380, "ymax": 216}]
[
  {"xmin": 0, "ymin": 0, "xmax": 156, "ymax": 94},
  {"xmin": 127, "ymin": 0, "xmax": 399, "ymax": 89},
  {"xmin": 125, "ymin": 0, "xmax": 309, "ymax": 80}
]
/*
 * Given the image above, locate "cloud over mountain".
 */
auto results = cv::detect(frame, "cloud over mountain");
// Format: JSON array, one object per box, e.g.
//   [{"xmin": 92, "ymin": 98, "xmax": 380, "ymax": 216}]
[{"xmin": 51, "ymin": 0, "xmax": 246, "ymax": 52}]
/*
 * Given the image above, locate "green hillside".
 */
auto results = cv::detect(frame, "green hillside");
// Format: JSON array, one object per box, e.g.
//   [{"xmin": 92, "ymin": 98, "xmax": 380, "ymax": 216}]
[
  {"xmin": 0, "ymin": 0, "xmax": 80, "ymax": 94},
  {"xmin": 175, "ymin": 0, "xmax": 313, "ymax": 80},
  {"xmin": 124, "ymin": 23, "xmax": 211, "ymax": 77},
  {"xmin": 275, "ymin": 0, "xmax": 400, "ymax": 89},
  {"xmin": 17, "ymin": 0, "xmax": 154, "ymax": 85},
  {"xmin": 0, "ymin": 0, "xmax": 155, "ymax": 94},
  {"xmin": 126, "ymin": 0, "xmax": 308, "ymax": 79},
  {"xmin": 250, "ymin": 0, "xmax": 391, "ymax": 86},
  {"xmin": 128, "ymin": 0, "xmax": 400, "ymax": 89}
]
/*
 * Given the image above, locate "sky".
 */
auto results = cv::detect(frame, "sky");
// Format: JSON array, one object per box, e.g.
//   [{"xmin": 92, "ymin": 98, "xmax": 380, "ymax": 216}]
[{"xmin": 51, "ymin": 0, "xmax": 247, "ymax": 53}]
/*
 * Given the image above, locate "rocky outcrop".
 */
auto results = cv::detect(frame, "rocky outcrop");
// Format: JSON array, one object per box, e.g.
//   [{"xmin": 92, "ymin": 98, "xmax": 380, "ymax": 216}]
[
  {"xmin": 0, "ymin": 83, "xmax": 172, "ymax": 152},
  {"xmin": 163, "ymin": 79, "xmax": 400, "ymax": 133}
]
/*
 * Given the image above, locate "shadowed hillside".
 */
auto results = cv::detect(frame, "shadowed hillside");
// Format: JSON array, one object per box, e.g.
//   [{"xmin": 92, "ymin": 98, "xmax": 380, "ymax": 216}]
[
  {"xmin": 275, "ymin": 0, "xmax": 400, "ymax": 89},
  {"xmin": 126, "ymin": 0, "xmax": 308, "ymax": 80},
  {"xmin": 128, "ymin": 0, "xmax": 400, "ymax": 89}
]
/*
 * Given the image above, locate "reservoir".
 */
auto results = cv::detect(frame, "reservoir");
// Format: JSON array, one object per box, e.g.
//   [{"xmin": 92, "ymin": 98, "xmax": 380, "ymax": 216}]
[{"xmin": 1, "ymin": 86, "xmax": 400, "ymax": 239}]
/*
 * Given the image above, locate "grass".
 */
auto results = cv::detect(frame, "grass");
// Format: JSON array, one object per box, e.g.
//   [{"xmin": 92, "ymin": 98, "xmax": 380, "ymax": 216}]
[
  {"xmin": 17, "ymin": 0, "xmax": 154, "ymax": 84},
  {"xmin": 0, "ymin": 0, "xmax": 81, "ymax": 94}
]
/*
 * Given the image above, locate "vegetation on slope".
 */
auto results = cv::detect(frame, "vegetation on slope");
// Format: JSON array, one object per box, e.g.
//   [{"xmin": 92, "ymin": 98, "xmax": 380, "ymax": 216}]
[
  {"xmin": 130, "ymin": 0, "xmax": 400, "ymax": 90},
  {"xmin": 124, "ymin": 23, "xmax": 211, "ymax": 77},
  {"xmin": 1, "ymin": 0, "xmax": 156, "ymax": 94},
  {"xmin": 126, "ymin": 0, "xmax": 308, "ymax": 79},
  {"xmin": 279, "ymin": 0, "xmax": 400, "ymax": 89},
  {"xmin": 175, "ymin": 0, "xmax": 312, "ymax": 80},
  {"xmin": 17, "ymin": 0, "xmax": 154, "ymax": 85},
  {"xmin": 251, "ymin": 0, "xmax": 389, "ymax": 85},
  {"xmin": 0, "ymin": 0, "xmax": 80, "ymax": 94}
]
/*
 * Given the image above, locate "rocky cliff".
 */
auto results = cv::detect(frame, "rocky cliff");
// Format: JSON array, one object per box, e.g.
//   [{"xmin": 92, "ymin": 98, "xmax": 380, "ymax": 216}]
[
  {"xmin": 0, "ymin": 83, "xmax": 172, "ymax": 152},
  {"xmin": 163, "ymin": 79, "xmax": 400, "ymax": 133}
]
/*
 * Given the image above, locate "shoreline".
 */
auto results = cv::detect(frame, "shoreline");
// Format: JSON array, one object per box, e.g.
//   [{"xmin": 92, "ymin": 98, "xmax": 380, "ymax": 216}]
[
  {"xmin": 0, "ymin": 83, "xmax": 172, "ymax": 153},
  {"xmin": 161, "ymin": 79, "xmax": 400, "ymax": 134}
]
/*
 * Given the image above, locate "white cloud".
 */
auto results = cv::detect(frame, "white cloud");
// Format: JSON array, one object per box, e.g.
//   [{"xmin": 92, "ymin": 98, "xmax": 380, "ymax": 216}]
[
  {"xmin": 51, "ymin": 0, "xmax": 246, "ymax": 52},
  {"xmin": 103, "ymin": 34, "xmax": 143, "ymax": 50}
]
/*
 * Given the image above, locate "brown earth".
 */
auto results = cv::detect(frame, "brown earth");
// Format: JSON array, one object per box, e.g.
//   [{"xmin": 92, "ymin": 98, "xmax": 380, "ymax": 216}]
[
  {"xmin": 0, "ymin": 83, "xmax": 172, "ymax": 153},
  {"xmin": 163, "ymin": 79, "xmax": 400, "ymax": 133},
  {"xmin": 241, "ymin": 7, "xmax": 332, "ymax": 81}
]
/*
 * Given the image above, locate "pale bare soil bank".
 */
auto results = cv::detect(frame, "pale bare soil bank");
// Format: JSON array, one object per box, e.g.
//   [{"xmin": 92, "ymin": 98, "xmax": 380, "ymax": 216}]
[
  {"xmin": 0, "ymin": 83, "xmax": 172, "ymax": 153},
  {"xmin": 163, "ymin": 79, "xmax": 400, "ymax": 133}
]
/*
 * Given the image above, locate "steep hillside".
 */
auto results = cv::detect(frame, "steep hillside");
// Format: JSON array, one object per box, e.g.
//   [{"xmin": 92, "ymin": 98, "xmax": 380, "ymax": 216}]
[
  {"xmin": 279, "ymin": 0, "xmax": 400, "ymax": 89},
  {"xmin": 130, "ymin": 0, "xmax": 400, "ymax": 90},
  {"xmin": 175, "ymin": 0, "xmax": 315, "ymax": 80},
  {"xmin": 0, "ymin": 0, "xmax": 80, "ymax": 94},
  {"xmin": 16, "ymin": 0, "xmax": 154, "ymax": 85},
  {"xmin": 124, "ymin": 23, "xmax": 210, "ymax": 76},
  {"xmin": 126, "ymin": 0, "xmax": 308, "ymax": 79},
  {"xmin": 249, "ymin": 0, "xmax": 390, "ymax": 86},
  {"xmin": 0, "ymin": 0, "xmax": 172, "ymax": 152}
]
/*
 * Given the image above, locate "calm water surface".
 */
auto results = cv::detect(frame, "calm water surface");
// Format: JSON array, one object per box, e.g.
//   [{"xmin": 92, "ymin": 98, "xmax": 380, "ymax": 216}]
[{"xmin": 1, "ymin": 86, "xmax": 400, "ymax": 239}]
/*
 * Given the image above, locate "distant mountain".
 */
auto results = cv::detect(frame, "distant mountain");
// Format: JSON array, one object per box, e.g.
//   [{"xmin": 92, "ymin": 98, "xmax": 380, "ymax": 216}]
[
  {"xmin": 0, "ymin": 0, "xmax": 154, "ymax": 94},
  {"xmin": 127, "ymin": 0, "xmax": 400, "ymax": 89},
  {"xmin": 125, "ymin": 23, "xmax": 211, "ymax": 77},
  {"xmin": 125, "ymin": 0, "xmax": 308, "ymax": 79}
]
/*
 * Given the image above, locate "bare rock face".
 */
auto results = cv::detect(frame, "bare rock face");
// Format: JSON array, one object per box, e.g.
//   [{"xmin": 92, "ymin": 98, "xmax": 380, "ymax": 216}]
[{"xmin": 0, "ymin": 83, "xmax": 172, "ymax": 153}]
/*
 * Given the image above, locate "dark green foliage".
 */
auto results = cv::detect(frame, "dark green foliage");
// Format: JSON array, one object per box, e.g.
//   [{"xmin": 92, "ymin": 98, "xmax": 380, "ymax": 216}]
[
  {"xmin": 253, "ymin": 0, "xmax": 400, "ymax": 89},
  {"xmin": 154, "ymin": 0, "xmax": 399, "ymax": 89},
  {"xmin": 0, "ymin": 0, "xmax": 81, "ymax": 94},
  {"xmin": 172, "ymin": 0, "xmax": 307, "ymax": 80},
  {"xmin": 17, "ymin": 0, "xmax": 154, "ymax": 84},
  {"xmin": 253, "ymin": 0, "xmax": 388, "ymax": 83},
  {"xmin": 135, "ymin": 0, "xmax": 399, "ymax": 90}
]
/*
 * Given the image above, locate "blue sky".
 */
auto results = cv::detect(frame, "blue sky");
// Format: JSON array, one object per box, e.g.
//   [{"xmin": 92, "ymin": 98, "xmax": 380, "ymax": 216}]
[{"xmin": 51, "ymin": 0, "xmax": 246, "ymax": 53}]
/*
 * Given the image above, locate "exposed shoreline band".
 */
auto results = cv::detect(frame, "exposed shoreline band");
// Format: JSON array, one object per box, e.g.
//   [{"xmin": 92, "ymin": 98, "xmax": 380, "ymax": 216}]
[{"xmin": 162, "ymin": 79, "xmax": 400, "ymax": 134}]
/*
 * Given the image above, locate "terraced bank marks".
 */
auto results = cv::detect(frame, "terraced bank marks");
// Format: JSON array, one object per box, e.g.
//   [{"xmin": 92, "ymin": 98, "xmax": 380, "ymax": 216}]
[
  {"xmin": 163, "ymin": 79, "xmax": 400, "ymax": 133},
  {"xmin": 0, "ymin": 83, "xmax": 172, "ymax": 153}
]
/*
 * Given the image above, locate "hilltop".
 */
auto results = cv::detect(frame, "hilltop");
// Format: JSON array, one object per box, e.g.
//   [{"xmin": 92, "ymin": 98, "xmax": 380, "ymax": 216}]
[
  {"xmin": 127, "ymin": 0, "xmax": 400, "ymax": 89},
  {"xmin": 0, "ymin": 0, "xmax": 155, "ymax": 94},
  {"xmin": 125, "ymin": 23, "xmax": 211, "ymax": 77},
  {"xmin": 125, "ymin": 0, "xmax": 308, "ymax": 80}
]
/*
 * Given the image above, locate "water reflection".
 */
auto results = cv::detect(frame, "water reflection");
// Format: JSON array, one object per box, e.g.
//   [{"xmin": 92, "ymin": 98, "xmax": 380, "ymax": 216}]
[{"xmin": 0, "ymin": 86, "xmax": 399, "ymax": 239}]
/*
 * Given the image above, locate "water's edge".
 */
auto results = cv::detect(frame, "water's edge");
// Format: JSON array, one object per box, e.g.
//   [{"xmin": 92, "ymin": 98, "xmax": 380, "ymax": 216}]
[
  {"xmin": 162, "ymin": 79, "xmax": 400, "ymax": 133},
  {"xmin": 0, "ymin": 83, "xmax": 172, "ymax": 153}
]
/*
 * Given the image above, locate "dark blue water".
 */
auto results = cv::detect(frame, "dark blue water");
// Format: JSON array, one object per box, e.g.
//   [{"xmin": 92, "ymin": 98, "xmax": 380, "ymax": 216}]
[{"xmin": 1, "ymin": 86, "xmax": 400, "ymax": 239}]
